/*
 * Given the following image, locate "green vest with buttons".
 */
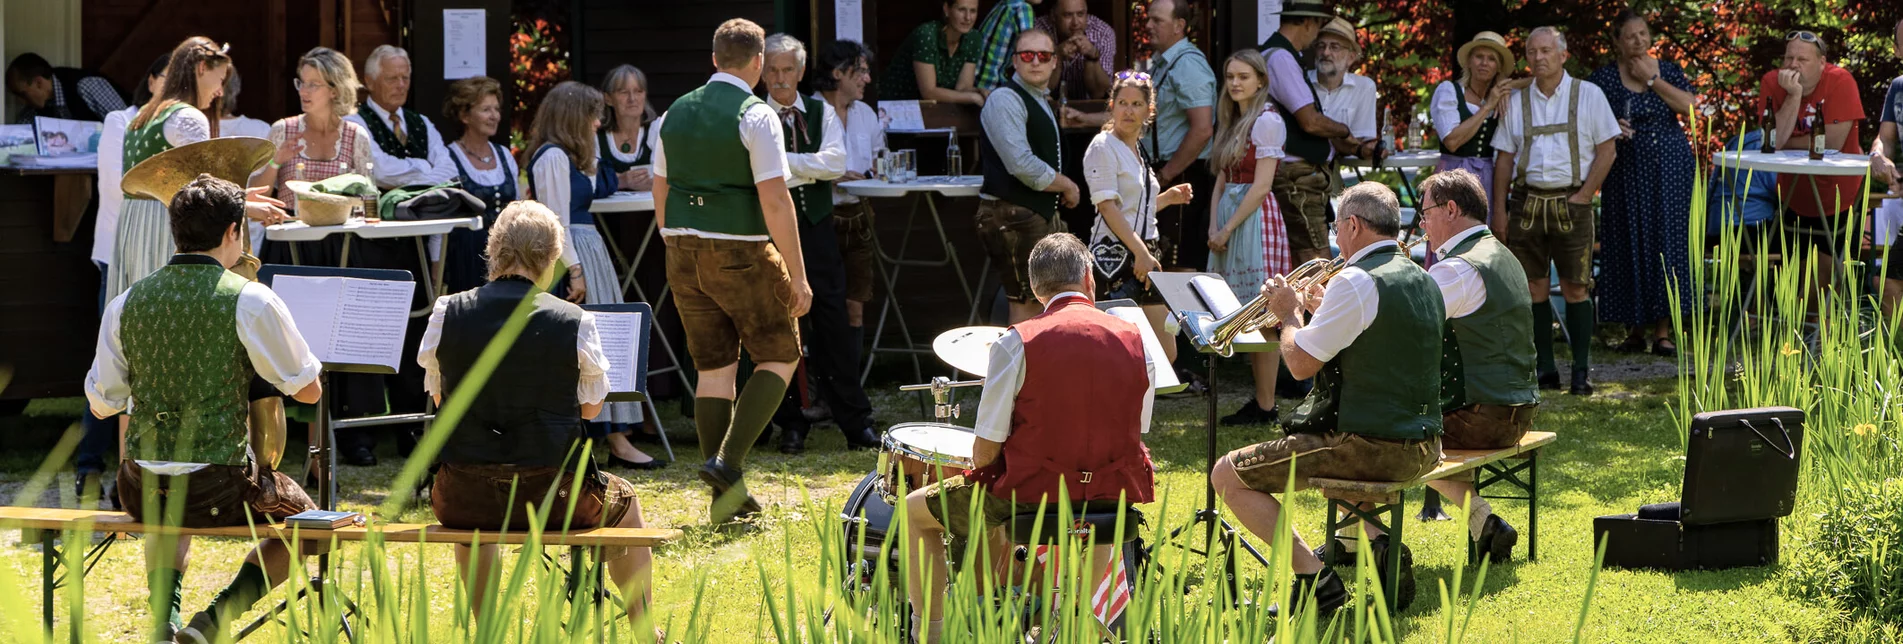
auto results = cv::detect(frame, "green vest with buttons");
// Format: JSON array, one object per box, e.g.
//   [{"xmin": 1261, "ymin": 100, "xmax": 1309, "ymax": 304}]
[
  {"xmin": 1287, "ymin": 245, "xmax": 1445, "ymax": 441},
  {"xmin": 121, "ymin": 261, "xmax": 255, "ymax": 465},
  {"xmin": 659, "ymin": 81, "xmax": 768, "ymax": 236},
  {"xmin": 783, "ymin": 95, "xmax": 834, "ymax": 224},
  {"xmin": 122, "ymin": 103, "xmax": 192, "ymax": 182},
  {"xmin": 1438, "ymin": 230, "xmax": 1539, "ymax": 411}
]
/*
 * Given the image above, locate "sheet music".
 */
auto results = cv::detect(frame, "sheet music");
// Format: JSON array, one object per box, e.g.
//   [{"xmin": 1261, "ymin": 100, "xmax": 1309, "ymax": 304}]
[
  {"xmin": 1105, "ymin": 306, "xmax": 1182, "ymax": 390},
  {"xmin": 1187, "ymin": 275, "xmax": 1266, "ymax": 346},
  {"xmin": 271, "ymin": 275, "xmax": 415, "ymax": 371},
  {"xmin": 593, "ymin": 311, "xmax": 643, "ymax": 394}
]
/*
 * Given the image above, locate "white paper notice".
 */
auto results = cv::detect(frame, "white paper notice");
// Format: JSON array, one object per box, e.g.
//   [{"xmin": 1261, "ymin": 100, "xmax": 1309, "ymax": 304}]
[
  {"xmin": 1105, "ymin": 306, "xmax": 1182, "ymax": 391},
  {"xmin": 836, "ymin": 0, "xmax": 864, "ymax": 42},
  {"xmin": 443, "ymin": 9, "xmax": 486, "ymax": 80},
  {"xmin": 272, "ymin": 275, "xmax": 416, "ymax": 371},
  {"xmin": 593, "ymin": 311, "xmax": 643, "ymax": 394},
  {"xmin": 1257, "ymin": 0, "xmax": 1283, "ymax": 47},
  {"xmin": 881, "ymin": 100, "xmax": 925, "ymax": 131}
]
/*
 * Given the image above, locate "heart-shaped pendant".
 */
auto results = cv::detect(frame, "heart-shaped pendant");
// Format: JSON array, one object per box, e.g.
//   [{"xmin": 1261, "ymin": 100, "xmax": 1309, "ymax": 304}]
[{"xmin": 1092, "ymin": 242, "xmax": 1129, "ymax": 277}]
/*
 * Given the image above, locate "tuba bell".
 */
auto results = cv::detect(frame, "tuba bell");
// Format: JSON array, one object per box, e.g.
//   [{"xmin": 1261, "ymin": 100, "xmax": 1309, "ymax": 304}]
[
  {"xmin": 1203, "ymin": 235, "xmax": 1427, "ymax": 357},
  {"xmin": 121, "ymin": 137, "xmax": 276, "ymax": 280},
  {"xmin": 122, "ymin": 137, "xmax": 285, "ymax": 466}
]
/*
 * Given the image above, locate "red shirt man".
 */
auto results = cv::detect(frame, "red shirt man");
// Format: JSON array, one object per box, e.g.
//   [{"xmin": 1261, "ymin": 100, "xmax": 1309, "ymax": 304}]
[{"xmin": 1760, "ymin": 33, "xmax": 1865, "ymax": 218}]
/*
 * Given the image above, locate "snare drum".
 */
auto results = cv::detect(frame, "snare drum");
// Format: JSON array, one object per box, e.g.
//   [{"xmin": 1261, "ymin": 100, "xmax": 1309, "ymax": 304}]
[{"xmin": 876, "ymin": 422, "xmax": 976, "ymax": 504}]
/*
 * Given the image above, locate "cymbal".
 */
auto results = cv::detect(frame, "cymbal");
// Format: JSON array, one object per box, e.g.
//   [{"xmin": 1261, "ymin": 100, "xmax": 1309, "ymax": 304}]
[{"xmin": 932, "ymin": 326, "xmax": 1007, "ymax": 377}]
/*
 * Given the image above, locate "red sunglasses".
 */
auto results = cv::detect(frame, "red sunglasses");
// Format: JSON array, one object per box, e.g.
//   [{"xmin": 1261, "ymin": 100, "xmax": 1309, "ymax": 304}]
[{"xmin": 1014, "ymin": 50, "xmax": 1055, "ymax": 64}]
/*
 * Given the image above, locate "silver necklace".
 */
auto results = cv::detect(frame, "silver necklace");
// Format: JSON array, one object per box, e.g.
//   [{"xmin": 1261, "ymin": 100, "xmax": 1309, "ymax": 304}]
[{"xmin": 460, "ymin": 140, "xmax": 494, "ymax": 164}]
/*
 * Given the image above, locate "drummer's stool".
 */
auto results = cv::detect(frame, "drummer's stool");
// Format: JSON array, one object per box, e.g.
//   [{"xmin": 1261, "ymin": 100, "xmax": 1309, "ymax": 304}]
[{"xmin": 1006, "ymin": 505, "xmax": 1145, "ymax": 637}]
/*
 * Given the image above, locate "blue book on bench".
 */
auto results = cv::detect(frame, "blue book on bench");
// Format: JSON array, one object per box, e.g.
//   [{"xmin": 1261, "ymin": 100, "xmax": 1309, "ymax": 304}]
[{"xmin": 285, "ymin": 510, "xmax": 361, "ymax": 530}]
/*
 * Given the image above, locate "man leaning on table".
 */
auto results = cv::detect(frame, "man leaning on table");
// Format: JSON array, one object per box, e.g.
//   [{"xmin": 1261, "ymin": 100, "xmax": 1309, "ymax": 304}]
[
  {"xmin": 1761, "ymin": 30, "xmax": 1866, "ymax": 282},
  {"xmin": 1488, "ymin": 26, "xmax": 1619, "ymax": 398}
]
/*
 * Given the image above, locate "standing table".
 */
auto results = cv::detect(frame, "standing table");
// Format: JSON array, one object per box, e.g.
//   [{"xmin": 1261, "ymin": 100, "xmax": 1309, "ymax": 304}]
[
  {"xmin": 1712, "ymin": 150, "xmax": 1873, "ymax": 343},
  {"xmin": 1342, "ymin": 150, "xmax": 1441, "ymax": 208},
  {"xmin": 587, "ymin": 191, "xmax": 695, "ymax": 397},
  {"xmin": 265, "ymin": 217, "xmax": 484, "ymax": 317},
  {"xmin": 839, "ymin": 176, "xmax": 985, "ymax": 385}
]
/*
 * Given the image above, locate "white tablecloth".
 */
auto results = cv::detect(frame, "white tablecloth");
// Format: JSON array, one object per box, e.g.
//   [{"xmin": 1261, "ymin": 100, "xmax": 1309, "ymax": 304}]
[
  {"xmin": 1343, "ymin": 150, "xmax": 1441, "ymax": 169},
  {"xmin": 264, "ymin": 216, "xmax": 484, "ymax": 242},
  {"xmin": 1712, "ymin": 150, "xmax": 1870, "ymax": 177},
  {"xmin": 591, "ymin": 191, "xmax": 655, "ymax": 213},
  {"xmin": 839, "ymin": 176, "xmax": 983, "ymax": 198}
]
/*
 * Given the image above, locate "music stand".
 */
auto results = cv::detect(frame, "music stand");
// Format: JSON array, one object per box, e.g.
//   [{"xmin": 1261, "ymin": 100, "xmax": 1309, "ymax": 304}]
[
  {"xmin": 1148, "ymin": 272, "xmax": 1275, "ymax": 573},
  {"xmin": 1095, "ymin": 298, "xmax": 1188, "ymax": 395},
  {"xmin": 582, "ymin": 302, "xmax": 675, "ymax": 461},
  {"xmin": 255, "ymin": 264, "xmax": 415, "ymax": 640}
]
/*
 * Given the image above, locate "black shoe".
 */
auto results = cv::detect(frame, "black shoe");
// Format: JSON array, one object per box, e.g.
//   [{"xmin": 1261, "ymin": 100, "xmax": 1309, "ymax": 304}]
[
  {"xmin": 1651, "ymin": 340, "xmax": 1677, "ymax": 359},
  {"xmin": 1569, "ymin": 367, "xmax": 1594, "ymax": 396},
  {"xmin": 842, "ymin": 426, "xmax": 882, "ymax": 451},
  {"xmin": 1537, "ymin": 371, "xmax": 1562, "ymax": 391},
  {"xmin": 1220, "ymin": 399, "xmax": 1278, "ymax": 427},
  {"xmin": 1471, "ymin": 514, "xmax": 1520, "ymax": 565},
  {"xmin": 779, "ymin": 427, "xmax": 808, "ymax": 455},
  {"xmin": 699, "ymin": 457, "xmax": 763, "ymax": 521},
  {"xmin": 1368, "ymin": 535, "xmax": 1417, "ymax": 610},
  {"xmin": 607, "ymin": 454, "xmax": 668, "ymax": 470},
  {"xmin": 343, "ymin": 445, "xmax": 378, "ymax": 467},
  {"xmin": 1266, "ymin": 567, "xmax": 1349, "ymax": 617}
]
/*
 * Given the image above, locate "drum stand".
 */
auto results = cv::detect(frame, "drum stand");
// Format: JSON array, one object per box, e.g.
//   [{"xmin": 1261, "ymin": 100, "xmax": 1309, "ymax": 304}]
[{"xmin": 898, "ymin": 376, "xmax": 984, "ymax": 422}]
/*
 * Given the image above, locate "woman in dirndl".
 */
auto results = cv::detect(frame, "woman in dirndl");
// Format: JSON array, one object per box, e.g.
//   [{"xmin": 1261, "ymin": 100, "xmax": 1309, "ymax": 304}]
[
  {"xmin": 1431, "ymin": 32, "xmax": 1514, "ymax": 206},
  {"xmin": 597, "ymin": 64, "xmax": 658, "ymax": 191},
  {"xmin": 441, "ymin": 76, "xmax": 520, "ymax": 295},
  {"xmin": 1206, "ymin": 49, "xmax": 1291, "ymax": 427},
  {"xmin": 526, "ymin": 81, "xmax": 662, "ymax": 470},
  {"xmin": 251, "ymin": 47, "xmax": 377, "ymax": 264}
]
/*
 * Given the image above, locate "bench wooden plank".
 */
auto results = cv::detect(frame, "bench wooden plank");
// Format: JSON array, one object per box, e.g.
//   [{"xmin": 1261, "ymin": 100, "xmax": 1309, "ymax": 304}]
[
  {"xmin": 1308, "ymin": 431, "xmax": 1556, "ymax": 498},
  {"xmin": 0, "ymin": 508, "xmax": 682, "ymax": 548}
]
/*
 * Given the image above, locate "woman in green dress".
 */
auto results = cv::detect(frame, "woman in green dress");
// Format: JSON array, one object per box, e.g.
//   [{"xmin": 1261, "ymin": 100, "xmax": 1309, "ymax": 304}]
[{"xmin": 881, "ymin": 0, "xmax": 986, "ymax": 105}]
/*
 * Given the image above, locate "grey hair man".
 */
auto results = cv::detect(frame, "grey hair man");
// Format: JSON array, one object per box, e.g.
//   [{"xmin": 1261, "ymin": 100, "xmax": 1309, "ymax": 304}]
[
  {"xmin": 903, "ymin": 231, "xmax": 1161, "ymax": 644},
  {"xmin": 1212, "ymin": 181, "xmax": 1445, "ymax": 617},
  {"xmin": 1489, "ymin": 25, "xmax": 1620, "ymax": 396},
  {"xmin": 346, "ymin": 44, "xmax": 456, "ymax": 188}
]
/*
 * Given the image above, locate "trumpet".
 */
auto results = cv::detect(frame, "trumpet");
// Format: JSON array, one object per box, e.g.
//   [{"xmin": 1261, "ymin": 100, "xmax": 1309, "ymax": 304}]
[{"xmin": 1204, "ymin": 235, "xmax": 1426, "ymax": 357}]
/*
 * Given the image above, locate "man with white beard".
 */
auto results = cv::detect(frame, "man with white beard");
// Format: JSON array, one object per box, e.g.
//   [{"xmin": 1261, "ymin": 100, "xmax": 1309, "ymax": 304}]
[{"xmin": 1307, "ymin": 18, "xmax": 1380, "ymax": 160}]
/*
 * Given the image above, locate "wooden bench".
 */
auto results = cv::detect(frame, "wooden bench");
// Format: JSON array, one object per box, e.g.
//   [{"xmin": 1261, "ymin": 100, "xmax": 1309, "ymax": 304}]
[
  {"xmin": 3, "ymin": 507, "xmax": 683, "ymax": 639},
  {"xmin": 1307, "ymin": 431, "xmax": 1557, "ymax": 610}
]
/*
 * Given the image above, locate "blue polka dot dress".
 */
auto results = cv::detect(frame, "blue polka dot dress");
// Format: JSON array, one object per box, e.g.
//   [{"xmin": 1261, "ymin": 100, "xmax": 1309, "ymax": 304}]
[{"xmin": 1589, "ymin": 60, "xmax": 1696, "ymax": 328}]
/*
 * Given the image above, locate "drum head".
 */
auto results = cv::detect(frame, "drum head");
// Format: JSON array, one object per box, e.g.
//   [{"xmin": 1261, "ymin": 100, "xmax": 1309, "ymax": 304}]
[
  {"xmin": 885, "ymin": 422, "xmax": 975, "ymax": 466},
  {"xmin": 932, "ymin": 326, "xmax": 1007, "ymax": 377}
]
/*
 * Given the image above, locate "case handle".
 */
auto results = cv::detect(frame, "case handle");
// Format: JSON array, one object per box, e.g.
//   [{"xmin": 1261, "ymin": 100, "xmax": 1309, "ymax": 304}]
[{"xmin": 1738, "ymin": 417, "xmax": 1797, "ymax": 460}]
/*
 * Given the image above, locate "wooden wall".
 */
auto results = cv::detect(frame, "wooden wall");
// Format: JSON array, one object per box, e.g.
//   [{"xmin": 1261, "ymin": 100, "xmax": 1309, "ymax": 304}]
[
  {"xmin": 574, "ymin": 0, "xmax": 779, "ymax": 112},
  {"xmin": 0, "ymin": 174, "xmax": 99, "ymax": 400}
]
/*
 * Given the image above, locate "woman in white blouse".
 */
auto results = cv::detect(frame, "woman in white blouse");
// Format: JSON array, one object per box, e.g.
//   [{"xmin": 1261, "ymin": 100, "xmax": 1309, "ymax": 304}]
[
  {"xmin": 1083, "ymin": 72, "xmax": 1190, "ymax": 362},
  {"xmin": 1207, "ymin": 49, "xmax": 1291, "ymax": 427},
  {"xmin": 1431, "ymin": 32, "xmax": 1515, "ymax": 206}
]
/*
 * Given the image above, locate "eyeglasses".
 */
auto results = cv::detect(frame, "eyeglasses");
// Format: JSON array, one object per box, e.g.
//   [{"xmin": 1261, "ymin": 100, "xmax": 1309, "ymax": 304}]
[
  {"xmin": 1420, "ymin": 201, "xmax": 1450, "ymax": 217},
  {"xmin": 1114, "ymin": 71, "xmax": 1152, "ymax": 81},
  {"xmin": 1014, "ymin": 50, "xmax": 1055, "ymax": 64},
  {"xmin": 292, "ymin": 78, "xmax": 328, "ymax": 91},
  {"xmin": 1786, "ymin": 30, "xmax": 1820, "ymax": 43}
]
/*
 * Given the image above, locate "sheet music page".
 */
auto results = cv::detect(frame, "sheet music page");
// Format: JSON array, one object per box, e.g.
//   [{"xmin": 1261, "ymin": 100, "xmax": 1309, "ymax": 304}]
[
  {"xmin": 1105, "ymin": 307, "xmax": 1182, "ymax": 390},
  {"xmin": 270, "ymin": 276, "xmax": 342, "ymax": 360},
  {"xmin": 593, "ymin": 311, "xmax": 642, "ymax": 394},
  {"xmin": 1190, "ymin": 275, "xmax": 1244, "ymax": 317},
  {"xmin": 331, "ymin": 279, "xmax": 415, "ymax": 370}
]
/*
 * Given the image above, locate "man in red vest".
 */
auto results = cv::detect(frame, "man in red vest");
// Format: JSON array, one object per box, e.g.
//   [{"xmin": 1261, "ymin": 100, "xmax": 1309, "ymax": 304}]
[{"xmin": 901, "ymin": 233, "xmax": 1158, "ymax": 644}]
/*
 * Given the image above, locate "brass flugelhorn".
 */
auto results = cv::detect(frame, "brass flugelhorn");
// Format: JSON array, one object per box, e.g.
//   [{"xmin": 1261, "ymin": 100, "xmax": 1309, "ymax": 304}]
[
  {"xmin": 122, "ymin": 137, "xmax": 286, "ymax": 468},
  {"xmin": 1205, "ymin": 235, "xmax": 1426, "ymax": 358},
  {"xmin": 121, "ymin": 137, "xmax": 276, "ymax": 281}
]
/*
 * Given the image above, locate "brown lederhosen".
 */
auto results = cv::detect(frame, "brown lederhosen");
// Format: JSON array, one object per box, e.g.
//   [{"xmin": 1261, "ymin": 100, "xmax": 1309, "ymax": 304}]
[
  {"xmin": 116, "ymin": 459, "xmax": 330, "ymax": 552},
  {"xmin": 1506, "ymin": 78, "xmax": 1594, "ymax": 287},
  {"xmin": 1441, "ymin": 403, "xmax": 1538, "ymax": 450}
]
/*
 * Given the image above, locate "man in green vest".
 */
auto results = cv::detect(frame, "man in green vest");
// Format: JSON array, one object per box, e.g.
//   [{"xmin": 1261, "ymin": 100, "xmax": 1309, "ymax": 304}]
[
  {"xmin": 1210, "ymin": 182, "xmax": 1444, "ymax": 615},
  {"xmin": 1419, "ymin": 169, "xmax": 1539, "ymax": 564},
  {"xmin": 760, "ymin": 33, "xmax": 880, "ymax": 455},
  {"xmin": 83, "ymin": 175, "xmax": 327, "ymax": 642},
  {"xmin": 654, "ymin": 18, "xmax": 814, "ymax": 524},
  {"xmin": 977, "ymin": 27, "xmax": 1082, "ymax": 323}
]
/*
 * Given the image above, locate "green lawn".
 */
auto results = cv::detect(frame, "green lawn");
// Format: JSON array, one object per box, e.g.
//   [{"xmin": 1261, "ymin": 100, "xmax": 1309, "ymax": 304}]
[{"xmin": 0, "ymin": 354, "xmax": 1851, "ymax": 642}]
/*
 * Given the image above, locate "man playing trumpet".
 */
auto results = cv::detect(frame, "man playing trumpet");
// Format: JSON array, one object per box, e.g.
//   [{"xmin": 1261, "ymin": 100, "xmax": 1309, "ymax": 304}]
[{"xmin": 1210, "ymin": 182, "xmax": 1443, "ymax": 615}]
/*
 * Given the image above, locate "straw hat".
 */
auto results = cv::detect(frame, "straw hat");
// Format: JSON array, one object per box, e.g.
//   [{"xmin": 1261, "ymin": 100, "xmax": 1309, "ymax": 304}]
[
  {"xmin": 284, "ymin": 180, "xmax": 356, "ymax": 227},
  {"xmin": 1318, "ymin": 18, "xmax": 1361, "ymax": 57},
  {"xmin": 1457, "ymin": 32, "xmax": 1515, "ymax": 75}
]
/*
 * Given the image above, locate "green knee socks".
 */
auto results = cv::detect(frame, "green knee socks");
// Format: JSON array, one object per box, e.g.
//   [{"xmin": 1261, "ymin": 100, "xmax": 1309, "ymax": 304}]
[
  {"xmin": 720, "ymin": 371, "xmax": 790, "ymax": 468},
  {"xmin": 694, "ymin": 397, "xmax": 735, "ymax": 461},
  {"xmin": 1565, "ymin": 299, "xmax": 1596, "ymax": 372}
]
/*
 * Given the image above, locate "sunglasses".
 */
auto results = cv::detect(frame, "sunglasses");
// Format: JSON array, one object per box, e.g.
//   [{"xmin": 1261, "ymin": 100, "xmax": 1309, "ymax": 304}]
[
  {"xmin": 1115, "ymin": 70, "xmax": 1152, "ymax": 81},
  {"xmin": 1786, "ymin": 30, "xmax": 1820, "ymax": 43},
  {"xmin": 1014, "ymin": 50, "xmax": 1055, "ymax": 64}
]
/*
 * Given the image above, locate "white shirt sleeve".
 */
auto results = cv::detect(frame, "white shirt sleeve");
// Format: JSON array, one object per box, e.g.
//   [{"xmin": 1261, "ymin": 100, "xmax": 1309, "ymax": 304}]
[
  {"xmin": 576, "ymin": 310, "xmax": 612, "ymax": 406},
  {"xmin": 1431, "ymin": 81, "xmax": 1465, "ymax": 141},
  {"xmin": 1252, "ymin": 111, "xmax": 1288, "ymax": 159},
  {"xmin": 650, "ymin": 113, "xmax": 669, "ymax": 178},
  {"xmin": 1083, "ymin": 134, "xmax": 1122, "ymax": 206},
  {"xmin": 348, "ymin": 124, "xmax": 377, "ymax": 176},
  {"xmin": 532, "ymin": 150, "xmax": 584, "ymax": 268},
  {"xmin": 94, "ymin": 109, "xmax": 132, "ymax": 265},
  {"xmin": 1139, "ymin": 331, "xmax": 1156, "ymax": 435},
  {"xmin": 971, "ymin": 329, "xmax": 1027, "ymax": 443},
  {"xmin": 1290, "ymin": 269, "xmax": 1378, "ymax": 362},
  {"xmin": 237, "ymin": 283, "xmax": 325, "ymax": 396},
  {"xmin": 1491, "ymin": 91, "xmax": 1522, "ymax": 154},
  {"xmin": 418, "ymin": 296, "xmax": 449, "ymax": 398},
  {"xmin": 83, "ymin": 292, "xmax": 133, "ymax": 419},
  {"xmin": 163, "ymin": 107, "xmax": 212, "ymax": 147},
  {"xmin": 740, "ymin": 103, "xmax": 790, "ymax": 183},
  {"xmin": 786, "ymin": 102, "xmax": 848, "ymax": 186},
  {"xmin": 1428, "ymin": 257, "xmax": 1487, "ymax": 319}
]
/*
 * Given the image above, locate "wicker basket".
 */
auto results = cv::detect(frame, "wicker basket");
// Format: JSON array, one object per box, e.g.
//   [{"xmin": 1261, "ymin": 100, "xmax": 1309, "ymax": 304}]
[{"xmin": 285, "ymin": 180, "xmax": 356, "ymax": 226}]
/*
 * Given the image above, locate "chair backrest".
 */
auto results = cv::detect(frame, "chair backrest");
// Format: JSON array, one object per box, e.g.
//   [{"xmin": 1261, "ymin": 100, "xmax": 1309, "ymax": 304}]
[{"xmin": 1681, "ymin": 406, "xmax": 1805, "ymax": 525}]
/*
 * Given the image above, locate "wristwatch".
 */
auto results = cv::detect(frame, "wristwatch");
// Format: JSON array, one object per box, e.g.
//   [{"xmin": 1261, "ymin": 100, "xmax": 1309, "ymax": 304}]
[{"xmin": 1646, "ymin": 75, "xmax": 1658, "ymax": 90}]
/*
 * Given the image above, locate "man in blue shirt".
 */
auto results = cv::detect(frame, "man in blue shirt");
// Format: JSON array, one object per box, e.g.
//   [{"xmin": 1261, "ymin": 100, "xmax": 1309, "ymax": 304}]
[{"xmin": 1143, "ymin": 0, "xmax": 1217, "ymax": 271}]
